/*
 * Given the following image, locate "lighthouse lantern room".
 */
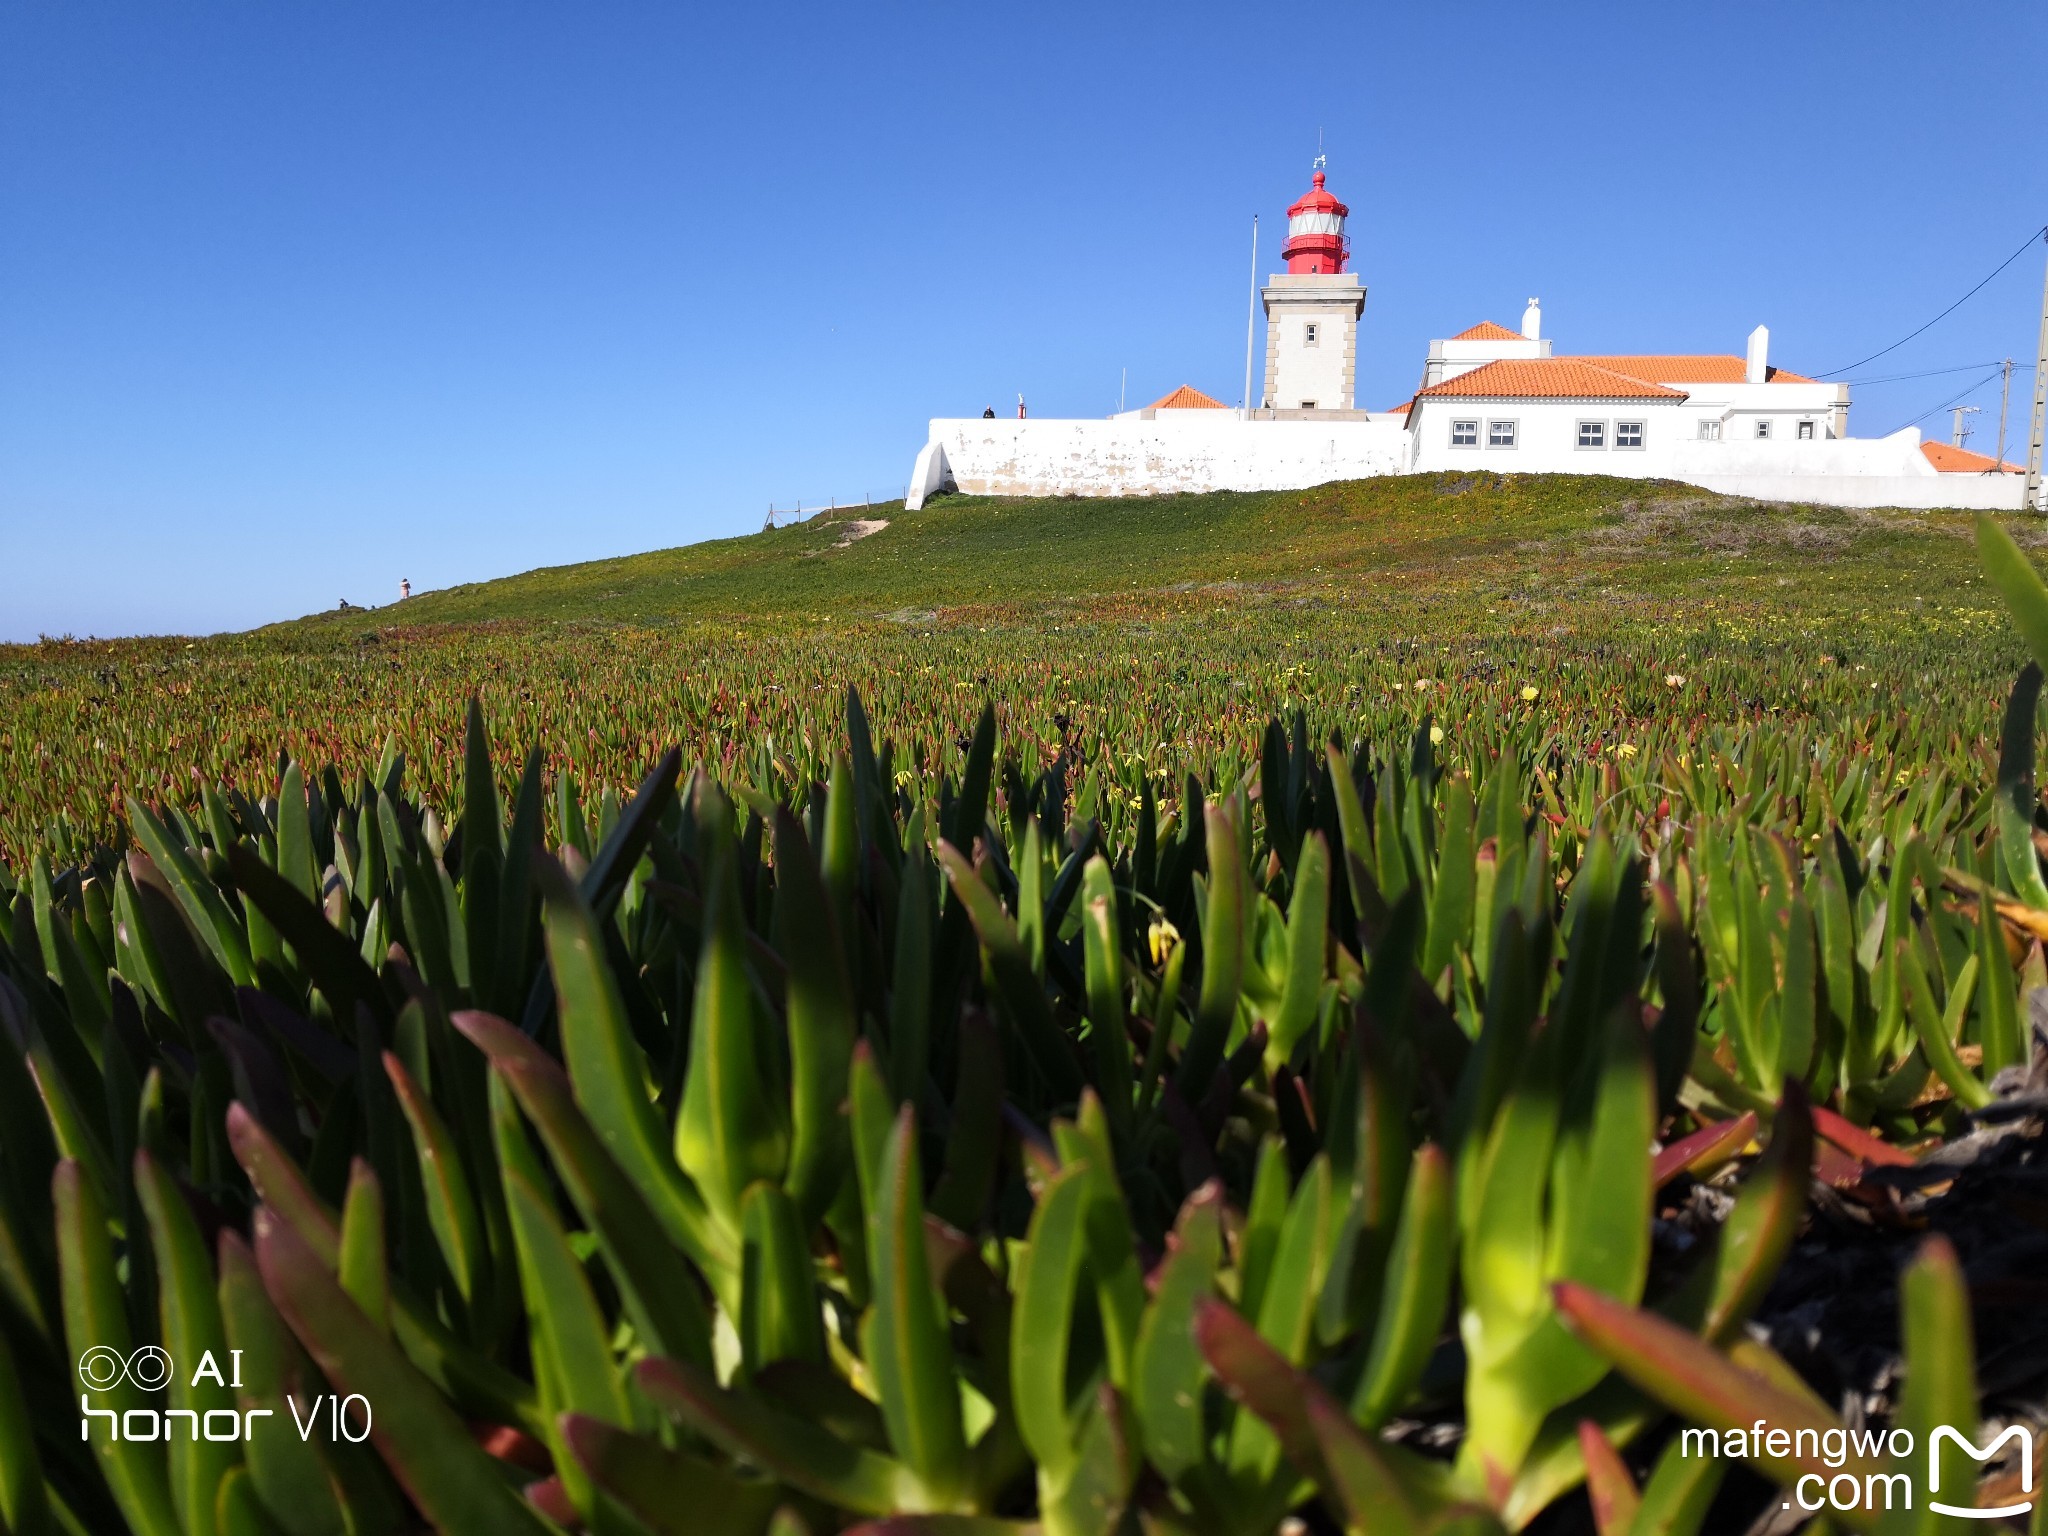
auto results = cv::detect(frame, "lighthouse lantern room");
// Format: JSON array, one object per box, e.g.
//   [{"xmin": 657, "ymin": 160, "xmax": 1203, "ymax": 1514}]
[{"xmin": 1260, "ymin": 162, "xmax": 1367, "ymax": 412}]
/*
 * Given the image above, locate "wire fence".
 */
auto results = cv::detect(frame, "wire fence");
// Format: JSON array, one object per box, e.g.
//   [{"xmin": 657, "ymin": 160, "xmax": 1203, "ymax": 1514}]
[{"xmin": 763, "ymin": 488, "xmax": 908, "ymax": 530}]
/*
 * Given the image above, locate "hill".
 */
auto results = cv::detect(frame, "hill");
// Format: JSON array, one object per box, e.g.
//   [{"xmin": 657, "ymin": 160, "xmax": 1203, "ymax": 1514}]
[
  {"xmin": 1, "ymin": 473, "xmax": 2028, "ymax": 859},
  {"xmin": 279, "ymin": 471, "xmax": 1995, "ymax": 635}
]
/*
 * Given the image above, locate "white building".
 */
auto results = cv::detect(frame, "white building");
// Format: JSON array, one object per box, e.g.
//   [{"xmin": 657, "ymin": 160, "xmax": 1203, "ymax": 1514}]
[{"xmin": 905, "ymin": 167, "xmax": 2031, "ymax": 513}]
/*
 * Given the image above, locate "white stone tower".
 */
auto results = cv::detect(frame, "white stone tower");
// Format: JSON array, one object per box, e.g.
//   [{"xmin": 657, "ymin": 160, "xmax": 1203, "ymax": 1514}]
[{"xmin": 1260, "ymin": 165, "xmax": 1366, "ymax": 411}]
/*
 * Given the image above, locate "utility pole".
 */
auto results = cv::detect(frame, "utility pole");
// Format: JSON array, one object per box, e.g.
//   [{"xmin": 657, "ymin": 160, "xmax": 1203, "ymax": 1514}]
[
  {"xmin": 2028, "ymin": 233, "xmax": 2048, "ymax": 512},
  {"xmin": 1242, "ymin": 215, "xmax": 1260, "ymax": 417},
  {"xmin": 1998, "ymin": 358, "xmax": 2015, "ymax": 468},
  {"xmin": 1950, "ymin": 405, "xmax": 1979, "ymax": 448}
]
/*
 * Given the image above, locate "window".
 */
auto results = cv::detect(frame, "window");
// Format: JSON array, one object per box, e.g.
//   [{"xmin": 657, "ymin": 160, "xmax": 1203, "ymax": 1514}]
[
  {"xmin": 1304, "ymin": 323, "xmax": 1320, "ymax": 346},
  {"xmin": 1487, "ymin": 419, "xmax": 1518, "ymax": 449},
  {"xmin": 1299, "ymin": 400, "xmax": 1316, "ymax": 410},
  {"xmin": 1699, "ymin": 420, "xmax": 1722, "ymax": 441},
  {"xmin": 1797, "ymin": 420, "xmax": 1815, "ymax": 440},
  {"xmin": 1615, "ymin": 420, "xmax": 1644, "ymax": 449},
  {"xmin": 1754, "ymin": 419, "xmax": 1773, "ymax": 440},
  {"xmin": 1450, "ymin": 419, "xmax": 1479, "ymax": 447},
  {"xmin": 1577, "ymin": 420, "xmax": 1607, "ymax": 449}
]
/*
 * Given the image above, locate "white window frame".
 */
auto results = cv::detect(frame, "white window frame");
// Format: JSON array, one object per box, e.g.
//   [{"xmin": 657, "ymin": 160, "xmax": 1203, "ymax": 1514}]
[
  {"xmin": 1754, "ymin": 418, "xmax": 1773, "ymax": 440},
  {"xmin": 1303, "ymin": 322, "xmax": 1320, "ymax": 346},
  {"xmin": 1450, "ymin": 418, "xmax": 1479, "ymax": 448},
  {"xmin": 1576, "ymin": 420, "xmax": 1607, "ymax": 450},
  {"xmin": 1486, "ymin": 418, "xmax": 1519, "ymax": 449},
  {"xmin": 1797, "ymin": 419, "xmax": 1815, "ymax": 440},
  {"xmin": 1615, "ymin": 420, "xmax": 1645, "ymax": 450},
  {"xmin": 1698, "ymin": 419, "xmax": 1722, "ymax": 441}
]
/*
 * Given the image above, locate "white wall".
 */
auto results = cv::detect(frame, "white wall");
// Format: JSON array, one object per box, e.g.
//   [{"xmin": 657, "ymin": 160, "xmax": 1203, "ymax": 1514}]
[
  {"xmin": 905, "ymin": 415, "xmax": 1408, "ymax": 507},
  {"xmin": 904, "ymin": 414, "xmax": 2025, "ymax": 512},
  {"xmin": 1410, "ymin": 400, "xmax": 1919, "ymax": 477},
  {"xmin": 1682, "ymin": 474, "xmax": 2025, "ymax": 510},
  {"xmin": 1269, "ymin": 308, "xmax": 1354, "ymax": 409}
]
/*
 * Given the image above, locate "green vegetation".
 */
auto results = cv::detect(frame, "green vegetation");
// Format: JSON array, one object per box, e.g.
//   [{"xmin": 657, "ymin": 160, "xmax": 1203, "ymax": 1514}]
[
  {"xmin": 1, "ymin": 481, "xmax": 2045, "ymax": 1533},
  {"xmin": 0, "ymin": 474, "xmax": 2026, "ymax": 867}
]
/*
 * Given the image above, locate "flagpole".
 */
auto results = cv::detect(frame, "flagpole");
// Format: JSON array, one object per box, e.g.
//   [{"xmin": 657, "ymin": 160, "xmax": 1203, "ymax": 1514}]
[{"xmin": 1242, "ymin": 215, "xmax": 1259, "ymax": 418}]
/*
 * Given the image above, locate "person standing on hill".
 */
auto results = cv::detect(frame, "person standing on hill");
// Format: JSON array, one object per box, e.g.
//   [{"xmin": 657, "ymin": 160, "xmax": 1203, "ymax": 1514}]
[{"xmin": 399, "ymin": 578, "xmax": 411, "ymax": 600}]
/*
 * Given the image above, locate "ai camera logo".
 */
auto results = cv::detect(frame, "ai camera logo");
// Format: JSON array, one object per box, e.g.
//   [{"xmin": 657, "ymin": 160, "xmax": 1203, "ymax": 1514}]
[
  {"xmin": 1930, "ymin": 1425, "xmax": 2033, "ymax": 1521},
  {"xmin": 77, "ymin": 1346, "xmax": 371, "ymax": 1445},
  {"xmin": 79, "ymin": 1345, "xmax": 173, "ymax": 1392}
]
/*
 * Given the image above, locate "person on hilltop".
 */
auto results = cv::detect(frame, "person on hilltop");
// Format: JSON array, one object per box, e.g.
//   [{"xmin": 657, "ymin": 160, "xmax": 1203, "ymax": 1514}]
[{"xmin": 400, "ymin": 578, "xmax": 411, "ymax": 600}]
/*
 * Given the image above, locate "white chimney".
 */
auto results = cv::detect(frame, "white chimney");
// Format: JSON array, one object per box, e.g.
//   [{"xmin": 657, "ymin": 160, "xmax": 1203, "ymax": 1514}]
[
  {"xmin": 1521, "ymin": 297, "xmax": 1542, "ymax": 341},
  {"xmin": 1745, "ymin": 325, "xmax": 1769, "ymax": 384}
]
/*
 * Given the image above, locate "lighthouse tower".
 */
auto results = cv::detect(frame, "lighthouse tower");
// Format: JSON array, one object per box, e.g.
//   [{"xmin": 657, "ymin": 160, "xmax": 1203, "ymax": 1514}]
[{"xmin": 1259, "ymin": 165, "xmax": 1367, "ymax": 412}]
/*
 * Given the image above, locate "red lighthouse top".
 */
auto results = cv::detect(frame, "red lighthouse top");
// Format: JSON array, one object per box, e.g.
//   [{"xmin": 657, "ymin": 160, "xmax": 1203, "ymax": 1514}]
[{"xmin": 1282, "ymin": 168, "xmax": 1350, "ymax": 275}]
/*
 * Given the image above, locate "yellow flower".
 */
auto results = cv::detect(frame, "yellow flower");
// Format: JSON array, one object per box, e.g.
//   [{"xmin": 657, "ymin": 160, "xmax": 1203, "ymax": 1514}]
[
  {"xmin": 1147, "ymin": 918, "xmax": 1182, "ymax": 967},
  {"xmin": 1520, "ymin": 685, "xmax": 1540, "ymax": 702},
  {"xmin": 1429, "ymin": 724, "xmax": 1445, "ymax": 745},
  {"xmin": 1617, "ymin": 743, "xmax": 1638, "ymax": 758}
]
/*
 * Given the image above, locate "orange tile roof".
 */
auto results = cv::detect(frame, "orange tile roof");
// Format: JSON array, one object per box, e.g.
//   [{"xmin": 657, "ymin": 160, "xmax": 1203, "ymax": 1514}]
[
  {"xmin": 1381, "ymin": 398, "xmax": 1414, "ymax": 416},
  {"xmin": 1451, "ymin": 321, "xmax": 1524, "ymax": 342},
  {"xmin": 1569, "ymin": 354, "xmax": 1817, "ymax": 385},
  {"xmin": 1150, "ymin": 384, "xmax": 1226, "ymax": 410},
  {"xmin": 1921, "ymin": 440, "xmax": 2023, "ymax": 473},
  {"xmin": 1415, "ymin": 359, "xmax": 1688, "ymax": 401}
]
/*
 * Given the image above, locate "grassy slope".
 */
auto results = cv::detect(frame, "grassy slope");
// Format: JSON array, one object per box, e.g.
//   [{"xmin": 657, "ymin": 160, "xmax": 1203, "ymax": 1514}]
[
  {"xmin": 4, "ymin": 472, "xmax": 2026, "ymax": 860},
  {"xmin": 275, "ymin": 471, "xmax": 1997, "ymax": 638}
]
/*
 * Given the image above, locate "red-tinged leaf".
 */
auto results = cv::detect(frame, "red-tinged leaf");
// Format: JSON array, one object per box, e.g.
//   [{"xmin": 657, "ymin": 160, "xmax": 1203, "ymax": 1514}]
[
  {"xmin": 842, "ymin": 1520, "xmax": 1035, "ymax": 1535},
  {"xmin": 1195, "ymin": 1296, "xmax": 1419, "ymax": 1534},
  {"xmin": 1305, "ymin": 1393, "xmax": 1422, "ymax": 1536},
  {"xmin": 524, "ymin": 1475, "xmax": 577, "ymax": 1526},
  {"xmin": 1813, "ymin": 1140, "xmax": 1865, "ymax": 1187},
  {"xmin": 1575, "ymin": 1420, "xmax": 1639, "ymax": 1536},
  {"xmin": 1811, "ymin": 1105, "xmax": 1917, "ymax": 1168},
  {"xmin": 227, "ymin": 1101, "xmax": 339, "ymax": 1265},
  {"xmin": 253, "ymin": 1209, "xmax": 556, "ymax": 1534},
  {"xmin": 1650, "ymin": 1113, "xmax": 1756, "ymax": 1191},
  {"xmin": 228, "ymin": 1103, "xmax": 541, "ymax": 1435},
  {"xmin": 561, "ymin": 1414, "xmax": 783, "ymax": 1535},
  {"xmin": 1551, "ymin": 1282, "xmax": 1886, "ymax": 1505},
  {"xmin": 455, "ymin": 1009, "xmax": 714, "ymax": 1365},
  {"xmin": 635, "ymin": 1355, "xmax": 922, "ymax": 1515},
  {"xmin": 383, "ymin": 1050, "xmax": 487, "ymax": 1310}
]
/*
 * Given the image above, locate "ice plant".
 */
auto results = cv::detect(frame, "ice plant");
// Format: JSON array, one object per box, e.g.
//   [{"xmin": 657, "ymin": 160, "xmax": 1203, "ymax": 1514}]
[{"xmin": 0, "ymin": 509, "xmax": 2044, "ymax": 1530}]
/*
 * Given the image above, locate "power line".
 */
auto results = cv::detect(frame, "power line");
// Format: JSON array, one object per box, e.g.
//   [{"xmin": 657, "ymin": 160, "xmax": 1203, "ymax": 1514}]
[
  {"xmin": 1815, "ymin": 224, "xmax": 2047, "ymax": 379},
  {"xmin": 1881, "ymin": 365, "xmax": 2005, "ymax": 437},
  {"xmin": 1841, "ymin": 359, "xmax": 2034, "ymax": 387}
]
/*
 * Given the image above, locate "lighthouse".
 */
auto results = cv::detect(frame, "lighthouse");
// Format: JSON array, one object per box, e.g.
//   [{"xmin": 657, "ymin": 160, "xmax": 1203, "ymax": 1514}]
[{"xmin": 1259, "ymin": 165, "xmax": 1367, "ymax": 412}]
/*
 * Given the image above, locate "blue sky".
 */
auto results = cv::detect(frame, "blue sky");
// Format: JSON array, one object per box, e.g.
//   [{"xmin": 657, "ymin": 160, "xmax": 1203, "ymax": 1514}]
[{"xmin": 4, "ymin": 2, "xmax": 2045, "ymax": 639}]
